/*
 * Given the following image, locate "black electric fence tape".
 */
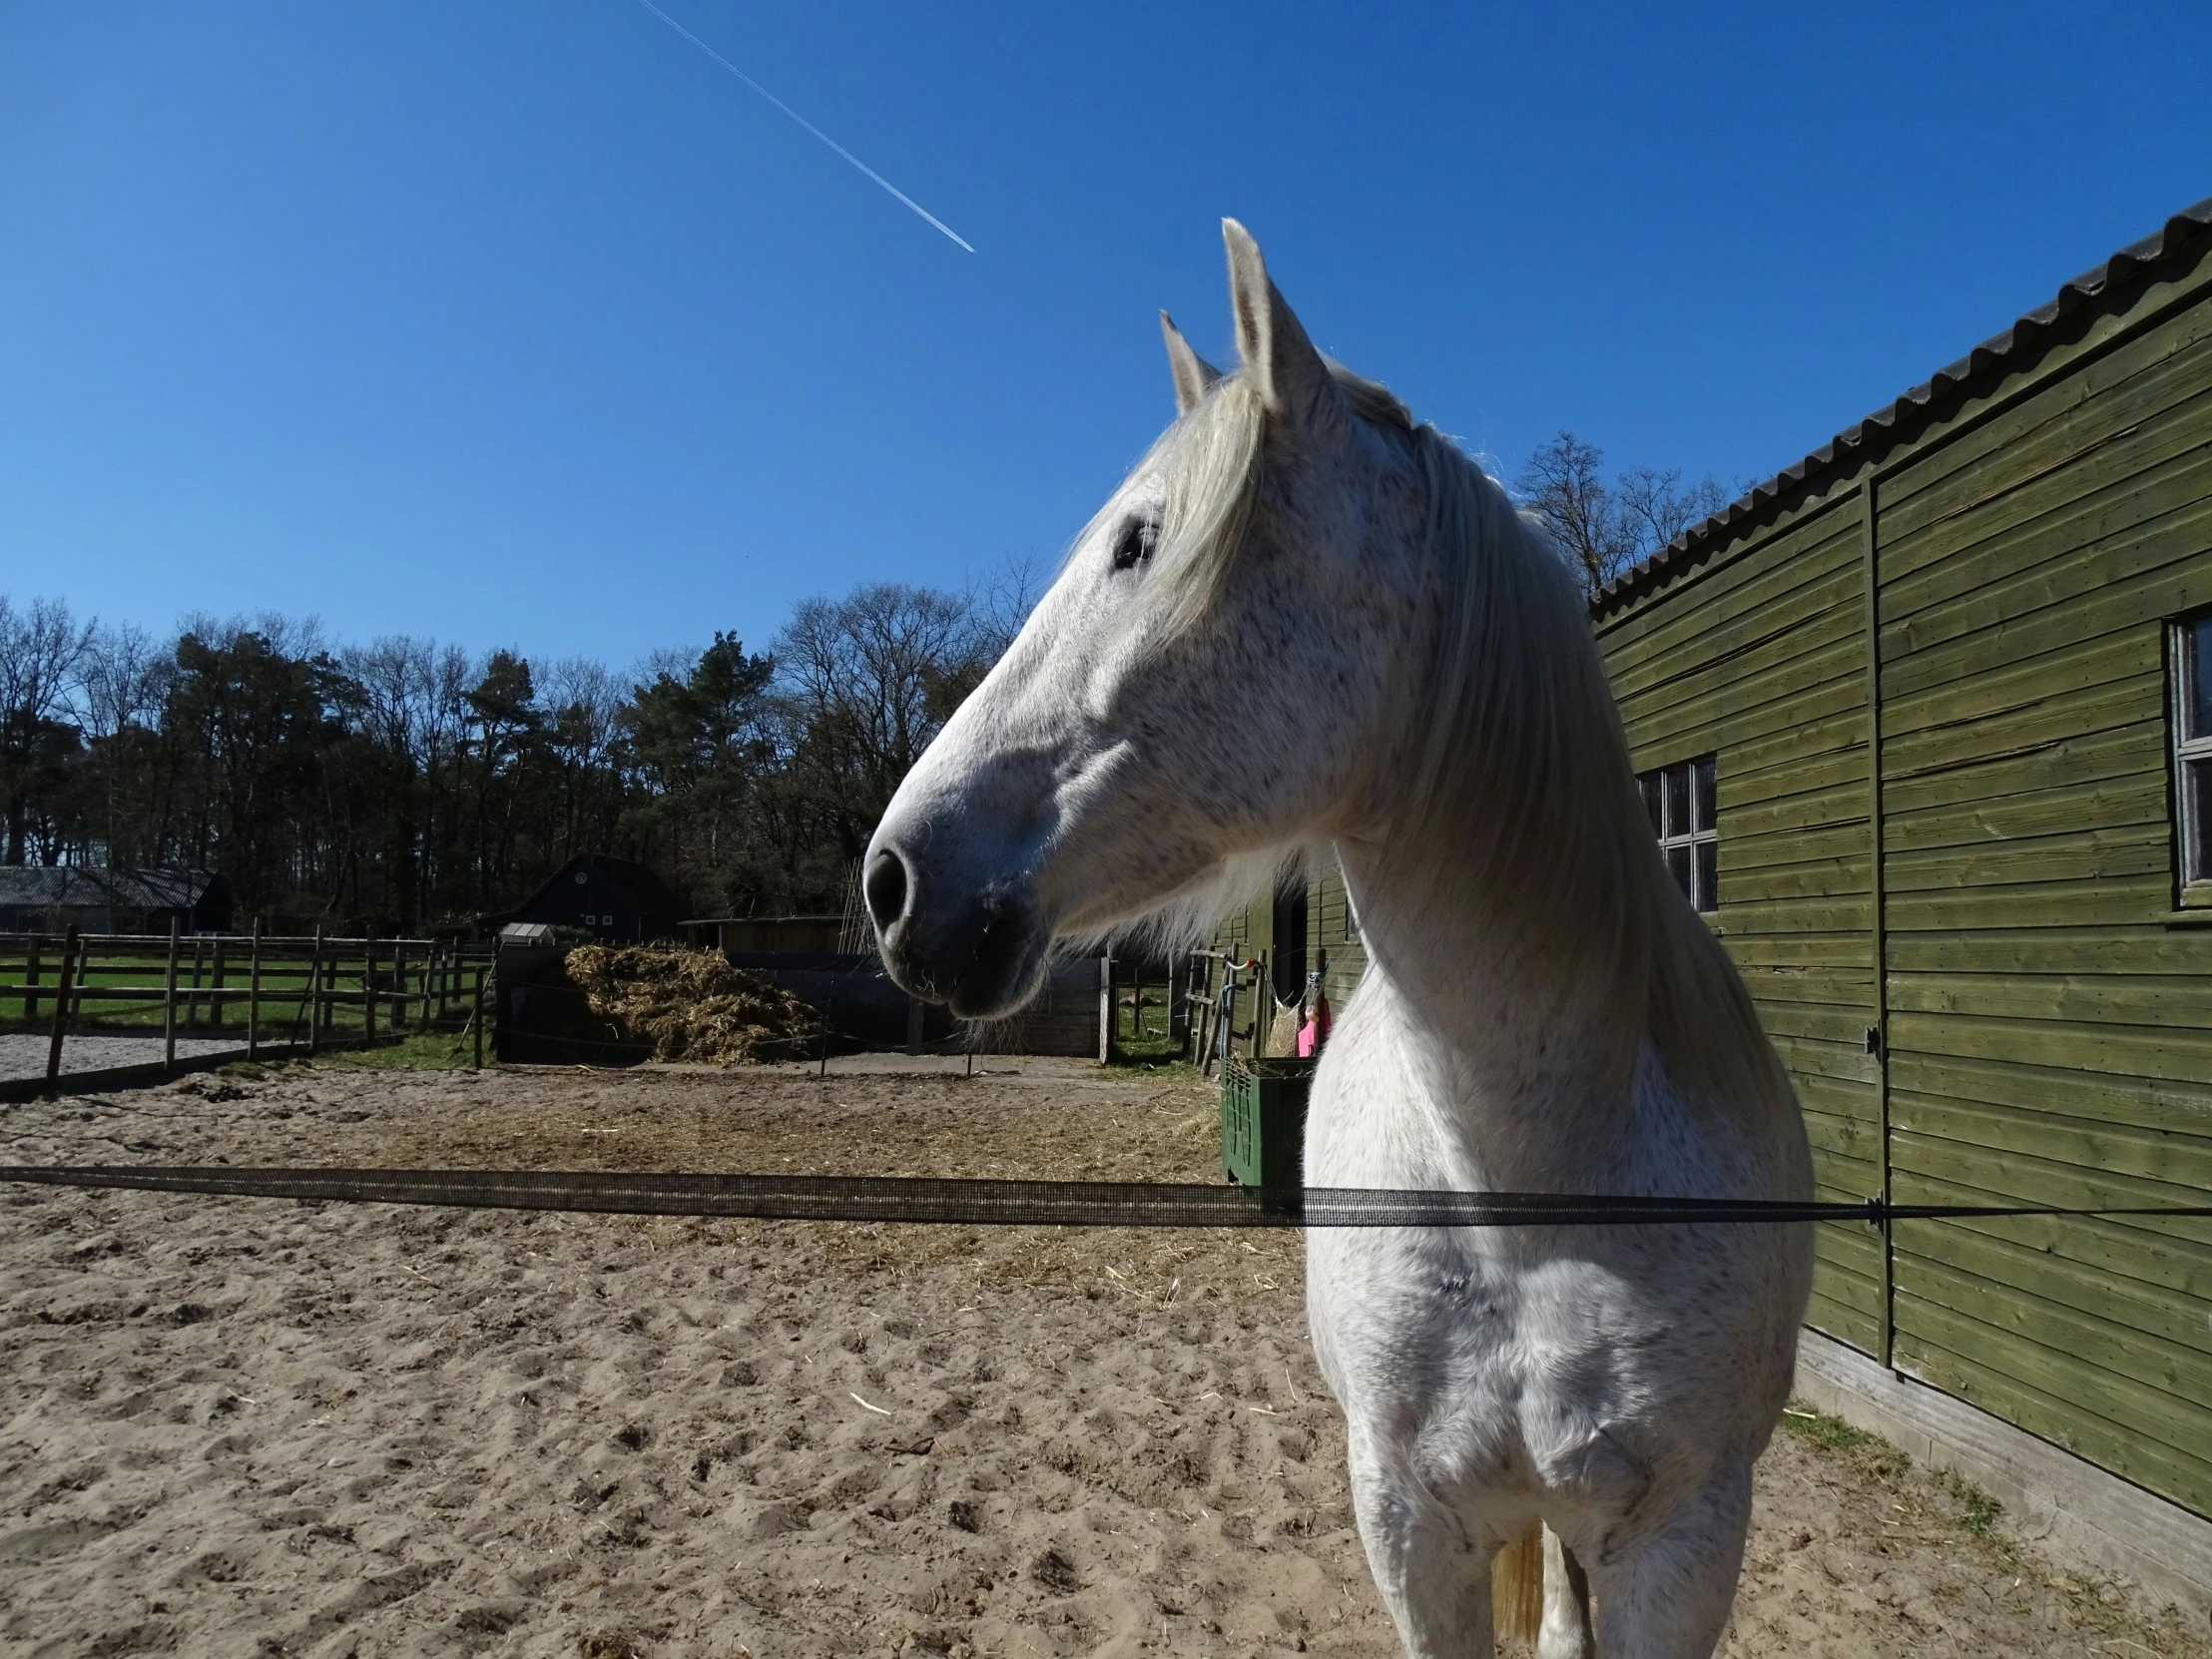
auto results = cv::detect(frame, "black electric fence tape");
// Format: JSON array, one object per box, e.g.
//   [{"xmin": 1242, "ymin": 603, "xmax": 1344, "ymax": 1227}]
[{"xmin": 2, "ymin": 1165, "xmax": 2208, "ymax": 1230}]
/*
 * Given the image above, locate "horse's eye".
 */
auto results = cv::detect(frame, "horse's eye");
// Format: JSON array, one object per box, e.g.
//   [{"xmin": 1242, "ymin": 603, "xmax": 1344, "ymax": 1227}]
[{"xmin": 1112, "ymin": 517, "xmax": 1159, "ymax": 572}]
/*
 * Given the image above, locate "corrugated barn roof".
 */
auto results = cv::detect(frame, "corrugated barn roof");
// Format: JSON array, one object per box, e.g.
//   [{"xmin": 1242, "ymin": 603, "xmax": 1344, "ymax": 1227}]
[{"xmin": 1591, "ymin": 194, "xmax": 2212, "ymax": 617}]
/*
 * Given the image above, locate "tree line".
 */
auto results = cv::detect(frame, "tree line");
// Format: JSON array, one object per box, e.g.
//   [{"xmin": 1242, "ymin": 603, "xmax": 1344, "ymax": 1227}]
[
  {"xmin": 1515, "ymin": 432, "xmax": 1735, "ymax": 598},
  {"xmin": 3, "ymin": 575, "xmax": 1029, "ymax": 934},
  {"xmin": 11, "ymin": 431, "xmax": 1711, "ymax": 934}
]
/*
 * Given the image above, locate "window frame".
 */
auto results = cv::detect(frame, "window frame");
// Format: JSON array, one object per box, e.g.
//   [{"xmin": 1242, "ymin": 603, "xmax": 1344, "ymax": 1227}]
[
  {"xmin": 2170, "ymin": 613, "xmax": 2212, "ymax": 904},
  {"xmin": 1640, "ymin": 755, "xmax": 1720, "ymax": 914}
]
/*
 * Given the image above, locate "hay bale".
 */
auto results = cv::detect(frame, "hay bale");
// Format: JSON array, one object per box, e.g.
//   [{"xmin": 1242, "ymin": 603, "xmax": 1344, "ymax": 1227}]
[{"xmin": 563, "ymin": 945, "xmax": 823, "ymax": 1065}]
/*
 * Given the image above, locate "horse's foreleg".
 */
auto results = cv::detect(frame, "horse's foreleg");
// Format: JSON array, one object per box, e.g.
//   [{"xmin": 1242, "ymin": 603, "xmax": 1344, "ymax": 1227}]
[
  {"xmin": 1346, "ymin": 1442, "xmax": 1494, "ymax": 1659},
  {"xmin": 1537, "ymin": 1524, "xmax": 1596, "ymax": 1659},
  {"xmin": 1587, "ymin": 1461, "xmax": 1755, "ymax": 1659}
]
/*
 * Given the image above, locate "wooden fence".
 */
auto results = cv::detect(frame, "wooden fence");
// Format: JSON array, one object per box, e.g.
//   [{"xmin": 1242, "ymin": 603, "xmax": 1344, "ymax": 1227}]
[{"xmin": 0, "ymin": 924, "xmax": 492, "ymax": 1080}]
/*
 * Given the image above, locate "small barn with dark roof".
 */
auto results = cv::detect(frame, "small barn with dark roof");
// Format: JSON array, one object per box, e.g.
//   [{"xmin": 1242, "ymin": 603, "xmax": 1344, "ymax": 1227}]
[
  {"xmin": 0, "ymin": 867, "xmax": 233, "ymax": 935},
  {"xmin": 492, "ymin": 852, "xmax": 686, "ymax": 943}
]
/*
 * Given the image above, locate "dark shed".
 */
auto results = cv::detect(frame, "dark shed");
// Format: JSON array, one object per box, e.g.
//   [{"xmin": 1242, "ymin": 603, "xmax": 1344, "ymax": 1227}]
[
  {"xmin": 492, "ymin": 852, "xmax": 686, "ymax": 942},
  {"xmin": 0, "ymin": 867, "xmax": 233, "ymax": 934}
]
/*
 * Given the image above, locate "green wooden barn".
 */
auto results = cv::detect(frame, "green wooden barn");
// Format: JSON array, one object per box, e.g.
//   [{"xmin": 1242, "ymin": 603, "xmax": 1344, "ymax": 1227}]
[{"xmin": 1202, "ymin": 195, "xmax": 2212, "ymax": 1602}]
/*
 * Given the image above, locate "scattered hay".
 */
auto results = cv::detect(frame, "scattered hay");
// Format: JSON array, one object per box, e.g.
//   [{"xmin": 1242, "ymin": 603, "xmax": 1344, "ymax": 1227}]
[{"xmin": 563, "ymin": 945, "xmax": 823, "ymax": 1065}]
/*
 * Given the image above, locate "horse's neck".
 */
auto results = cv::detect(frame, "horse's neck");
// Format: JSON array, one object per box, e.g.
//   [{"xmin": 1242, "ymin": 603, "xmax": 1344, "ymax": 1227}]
[{"xmin": 1334, "ymin": 835, "xmax": 1648, "ymax": 1192}]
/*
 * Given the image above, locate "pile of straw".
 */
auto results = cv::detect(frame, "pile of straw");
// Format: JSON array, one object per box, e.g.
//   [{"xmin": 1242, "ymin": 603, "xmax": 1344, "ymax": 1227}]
[{"xmin": 563, "ymin": 945, "xmax": 823, "ymax": 1065}]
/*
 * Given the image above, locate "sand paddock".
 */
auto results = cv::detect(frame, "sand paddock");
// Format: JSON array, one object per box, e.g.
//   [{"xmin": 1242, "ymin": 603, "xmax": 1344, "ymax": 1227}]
[{"xmin": 0, "ymin": 1060, "xmax": 2202, "ymax": 1658}]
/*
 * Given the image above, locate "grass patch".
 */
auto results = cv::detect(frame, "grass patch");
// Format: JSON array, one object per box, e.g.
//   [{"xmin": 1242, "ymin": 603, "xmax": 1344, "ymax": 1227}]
[
  {"xmin": 1780, "ymin": 1399, "xmax": 1912, "ymax": 1478},
  {"xmin": 1782, "ymin": 1401, "xmax": 2020, "ymax": 1552},
  {"xmin": 1101, "ymin": 1034, "xmax": 1202, "ymax": 1079},
  {"xmin": 1943, "ymin": 1468, "xmax": 2005, "ymax": 1537}
]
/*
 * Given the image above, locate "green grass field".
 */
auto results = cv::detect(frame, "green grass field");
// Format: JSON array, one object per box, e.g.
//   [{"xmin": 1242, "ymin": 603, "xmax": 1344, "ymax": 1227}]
[{"xmin": 0, "ymin": 954, "xmax": 482, "ymax": 1041}]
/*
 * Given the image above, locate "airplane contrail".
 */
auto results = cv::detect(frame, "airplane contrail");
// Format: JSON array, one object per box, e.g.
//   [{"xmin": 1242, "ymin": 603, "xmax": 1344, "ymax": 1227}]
[{"xmin": 630, "ymin": 0, "xmax": 976, "ymax": 254}]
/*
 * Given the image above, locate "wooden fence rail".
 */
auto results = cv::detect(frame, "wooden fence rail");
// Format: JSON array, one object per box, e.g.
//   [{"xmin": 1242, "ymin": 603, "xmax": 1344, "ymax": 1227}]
[{"xmin": 1, "ymin": 926, "xmax": 492, "ymax": 1083}]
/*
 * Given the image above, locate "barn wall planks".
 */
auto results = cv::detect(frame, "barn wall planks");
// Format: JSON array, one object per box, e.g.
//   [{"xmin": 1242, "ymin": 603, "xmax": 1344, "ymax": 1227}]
[
  {"xmin": 1872, "ymin": 268, "xmax": 2212, "ymax": 1518},
  {"xmin": 1590, "ymin": 221, "xmax": 2212, "ymax": 1520}
]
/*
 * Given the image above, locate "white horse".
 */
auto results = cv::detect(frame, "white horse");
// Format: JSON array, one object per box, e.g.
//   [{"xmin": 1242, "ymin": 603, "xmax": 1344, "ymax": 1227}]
[{"xmin": 864, "ymin": 222, "xmax": 1813, "ymax": 1658}]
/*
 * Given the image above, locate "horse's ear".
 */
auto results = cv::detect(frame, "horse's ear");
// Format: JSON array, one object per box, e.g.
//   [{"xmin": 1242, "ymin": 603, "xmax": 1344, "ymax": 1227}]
[
  {"xmin": 1222, "ymin": 219, "xmax": 1332, "ymax": 421},
  {"xmin": 1159, "ymin": 311, "xmax": 1222, "ymax": 416}
]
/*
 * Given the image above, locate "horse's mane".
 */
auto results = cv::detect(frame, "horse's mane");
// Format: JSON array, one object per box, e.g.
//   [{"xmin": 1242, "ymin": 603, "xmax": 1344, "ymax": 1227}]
[{"xmin": 1140, "ymin": 362, "xmax": 1791, "ymax": 1118}]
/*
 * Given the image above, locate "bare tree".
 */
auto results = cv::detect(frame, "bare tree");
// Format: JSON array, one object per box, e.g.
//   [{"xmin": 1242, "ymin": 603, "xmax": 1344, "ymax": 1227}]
[
  {"xmin": 542, "ymin": 656, "xmax": 625, "ymax": 769},
  {"xmin": 1517, "ymin": 432, "xmax": 1635, "ymax": 597},
  {"xmin": 0, "ymin": 597, "xmax": 95, "ymax": 730},
  {"xmin": 1516, "ymin": 433, "xmax": 1732, "ymax": 600},
  {"xmin": 0, "ymin": 597, "xmax": 96, "ymax": 863},
  {"xmin": 970, "ymin": 553, "xmax": 1043, "ymax": 661},
  {"xmin": 771, "ymin": 584, "xmax": 994, "ymax": 866},
  {"xmin": 1614, "ymin": 466, "xmax": 1729, "ymax": 561},
  {"xmin": 81, "ymin": 621, "xmax": 172, "ymax": 740}
]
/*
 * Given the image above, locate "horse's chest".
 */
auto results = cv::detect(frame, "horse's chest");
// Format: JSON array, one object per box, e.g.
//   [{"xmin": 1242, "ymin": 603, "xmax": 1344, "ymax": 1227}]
[
  {"xmin": 1310, "ymin": 1233, "xmax": 1656, "ymax": 1389},
  {"xmin": 1306, "ymin": 1231, "xmax": 1723, "ymax": 1495}
]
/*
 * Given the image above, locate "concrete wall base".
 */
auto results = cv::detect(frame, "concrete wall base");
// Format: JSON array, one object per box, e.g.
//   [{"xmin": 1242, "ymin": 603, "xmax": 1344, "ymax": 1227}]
[{"xmin": 1795, "ymin": 1327, "xmax": 2212, "ymax": 1624}]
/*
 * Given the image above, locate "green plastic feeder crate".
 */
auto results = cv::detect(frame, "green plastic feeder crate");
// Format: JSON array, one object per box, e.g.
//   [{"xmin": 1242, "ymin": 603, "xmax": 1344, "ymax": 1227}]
[{"xmin": 1221, "ymin": 1055, "xmax": 1317, "ymax": 1189}]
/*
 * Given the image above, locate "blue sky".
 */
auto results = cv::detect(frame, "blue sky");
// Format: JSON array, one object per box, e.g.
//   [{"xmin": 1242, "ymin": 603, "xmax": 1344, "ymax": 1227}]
[{"xmin": 3, "ymin": 1, "xmax": 2209, "ymax": 669}]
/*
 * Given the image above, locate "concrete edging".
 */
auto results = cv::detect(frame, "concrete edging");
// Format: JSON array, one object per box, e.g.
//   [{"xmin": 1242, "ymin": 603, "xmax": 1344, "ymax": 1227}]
[{"xmin": 1794, "ymin": 1326, "xmax": 2212, "ymax": 1621}]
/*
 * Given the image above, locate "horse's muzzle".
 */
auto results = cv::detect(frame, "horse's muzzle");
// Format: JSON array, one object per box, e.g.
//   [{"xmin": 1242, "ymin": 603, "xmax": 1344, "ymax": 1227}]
[{"xmin": 866, "ymin": 846, "xmax": 1050, "ymax": 1020}]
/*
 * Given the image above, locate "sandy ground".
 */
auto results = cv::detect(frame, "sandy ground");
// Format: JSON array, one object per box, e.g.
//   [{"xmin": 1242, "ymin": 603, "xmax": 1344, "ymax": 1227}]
[
  {"xmin": 0, "ymin": 1032, "xmax": 245, "ymax": 1081},
  {"xmin": 0, "ymin": 1060, "xmax": 2204, "ymax": 1659}
]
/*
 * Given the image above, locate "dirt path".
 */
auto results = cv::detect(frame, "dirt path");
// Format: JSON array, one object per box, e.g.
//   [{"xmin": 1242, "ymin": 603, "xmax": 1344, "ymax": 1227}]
[{"xmin": 0, "ymin": 1062, "xmax": 2201, "ymax": 1657}]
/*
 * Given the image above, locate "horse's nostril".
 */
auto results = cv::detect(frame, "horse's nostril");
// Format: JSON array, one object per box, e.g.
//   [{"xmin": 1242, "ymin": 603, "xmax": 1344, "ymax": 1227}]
[{"xmin": 864, "ymin": 849, "xmax": 910, "ymax": 931}]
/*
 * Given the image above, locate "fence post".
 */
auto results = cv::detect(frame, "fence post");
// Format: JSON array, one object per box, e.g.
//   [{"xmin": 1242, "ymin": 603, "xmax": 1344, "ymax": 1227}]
[
  {"xmin": 393, "ymin": 942, "xmax": 407, "ymax": 1034},
  {"xmin": 308, "ymin": 924, "xmax": 324, "ymax": 1055},
  {"xmin": 45, "ymin": 925, "xmax": 77, "ymax": 1085},
  {"xmin": 164, "ymin": 918, "xmax": 182, "ymax": 1070},
  {"xmin": 248, "ymin": 918, "xmax": 263, "ymax": 1059},
  {"xmin": 905, "ymin": 995, "xmax": 924, "ymax": 1057},
  {"xmin": 184, "ymin": 936, "xmax": 203, "ymax": 1031},
  {"xmin": 1098, "ymin": 954, "xmax": 1112, "ymax": 1064},
  {"xmin": 211, "ymin": 936, "xmax": 227, "ymax": 1030},
  {"xmin": 24, "ymin": 937, "xmax": 39, "ymax": 1026},
  {"xmin": 471, "ymin": 957, "xmax": 485, "ymax": 1070},
  {"xmin": 363, "ymin": 935, "xmax": 377, "ymax": 1047}
]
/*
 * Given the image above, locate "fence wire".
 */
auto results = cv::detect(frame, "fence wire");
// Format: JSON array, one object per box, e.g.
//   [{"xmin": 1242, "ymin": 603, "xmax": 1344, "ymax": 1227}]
[{"xmin": 2, "ymin": 1164, "xmax": 2207, "ymax": 1231}]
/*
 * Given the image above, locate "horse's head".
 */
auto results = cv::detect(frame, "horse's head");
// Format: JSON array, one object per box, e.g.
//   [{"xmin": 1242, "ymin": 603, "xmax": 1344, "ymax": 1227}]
[{"xmin": 866, "ymin": 222, "xmax": 1436, "ymax": 1017}]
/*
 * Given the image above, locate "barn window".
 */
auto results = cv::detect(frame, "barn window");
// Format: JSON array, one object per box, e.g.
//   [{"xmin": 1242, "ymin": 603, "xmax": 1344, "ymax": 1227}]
[
  {"xmin": 2170, "ymin": 614, "xmax": 2212, "ymax": 896},
  {"xmin": 1640, "ymin": 756, "xmax": 1718, "ymax": 913}
]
